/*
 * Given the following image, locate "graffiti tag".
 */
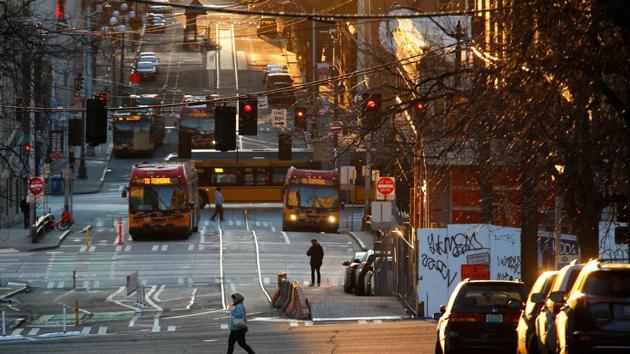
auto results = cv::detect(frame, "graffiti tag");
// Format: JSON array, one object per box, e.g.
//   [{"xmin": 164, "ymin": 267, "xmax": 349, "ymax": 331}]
[
  {"xmin": 421, "ymin": 253, "xmax": 458, "ymax": 286},
  {"xmin": 428, "ymin": 232, "xmax": 484, "ymax": 258}
]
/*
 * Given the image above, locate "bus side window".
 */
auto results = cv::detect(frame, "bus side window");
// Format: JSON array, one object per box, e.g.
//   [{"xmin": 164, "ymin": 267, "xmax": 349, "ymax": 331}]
[
  {"xmin": 244, "ymin": 168, "xmax": 255, "ymax": 186},
  {"xmin": 272, "ymin": 168, "xmax": 286, "ymax": 185},
  {"xmin": 256, "ymin": 168, "xmax": 268, "ymax": 186}
]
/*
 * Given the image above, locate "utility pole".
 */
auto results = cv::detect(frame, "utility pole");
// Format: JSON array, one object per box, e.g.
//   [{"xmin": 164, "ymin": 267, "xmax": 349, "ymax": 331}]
[
  {"xmin": 78, "ymin": 0, "xmax": 91, "ymax": 179},
  {"xmin": 28, "ymin": 58, "xmax": 36, "ymax": 240},
  {"xmin": 311, "ymin": 14, "xmax": 317, "ymax": 136}
]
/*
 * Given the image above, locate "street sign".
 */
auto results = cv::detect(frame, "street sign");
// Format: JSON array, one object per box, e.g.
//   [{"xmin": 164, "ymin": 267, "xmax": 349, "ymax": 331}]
[
  {"xmin": 461, "ymin": 264, "xmax": 490, "ymax": 281},
  {"xmin": 272, "ymin": 109, "xmax": 287, "ymax": 128},
  {"xmin": 376, "ymin": 176, "xmax": 395, "ymax": 200},
  {"xmin": 371, "ymin": 201, "xmax": 392, "ymax": 223},
  {"xmin": 29, "ymin": 176, "xmax": 45, "ymax": 196},
  {"xmin": 466, "ymin": 252, "xmax": 490, "ymax": 265},
  {"xmin": 257, "ymin": 96, "xmax": 268, "ymax": 109}
]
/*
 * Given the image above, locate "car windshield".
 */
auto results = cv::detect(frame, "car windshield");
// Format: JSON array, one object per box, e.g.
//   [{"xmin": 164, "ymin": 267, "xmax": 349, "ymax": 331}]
[
  {"xmin": 139, "ymin": 56, "xmax": 156, "ymax": 63},
  {"xmin": 584, "ymin": 270, "xmax": 630, "ymax": 297},
  {"xmin": 135, "ymin": 97, "xmax": 158, "ymax": 105},
  {"xmin": 286, "ymin": 186, "xmax": 338, "ymax": 209},
  {"xmin": 129, "ymin": 185, "xmax": 187, "ymax": 212},
  {"xmin": 453, "ymin": 283, "xmax": 526, "ymax": 311},
  {"xmin": 137, "ymin": 62, "xmax": 154, "ymax": 69},
  {"xmin": 180, "ymin": 118, "xmax": 214, "ymax": 133}
]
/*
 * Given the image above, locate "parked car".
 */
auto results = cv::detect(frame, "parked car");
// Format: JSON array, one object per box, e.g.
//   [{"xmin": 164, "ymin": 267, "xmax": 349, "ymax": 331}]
[
  {"xmin": 555, "ymin": 260, "xmax": 630, "ymax": 354},
  {"xmin": 534, "ymin": 262, "xmax": 584, "ymax": 354},
  {"xmin": 364, "ymin": 269, "xmax": 375, "ymax": 296},
  {"xmin": 434, "ymin": 279, "xmax": 527, "ymax": 354},
  {"xmin": 262, "ymin": 64, "xmax": 288, "ymax": 83},
  {"xmin": 138, "ymin": 55, "xmax": 159, "ymax": 73},
  {"xmin": 342, "ymin": 251, "xmax": 365, "ymax": 293},
  {"xmin": 354, "ymin": 251, "xmax": 376, "ymax": 296},
  {"xmin": 135, "ymin": 61, "xmax": 157, "ymax": 80},
  {"xmin": 516, "ymin": 270, "xmax": 559, "ymax": 354}
]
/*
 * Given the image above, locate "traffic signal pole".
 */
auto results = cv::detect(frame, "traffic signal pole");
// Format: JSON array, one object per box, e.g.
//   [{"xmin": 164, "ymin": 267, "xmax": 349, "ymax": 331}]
[{"xmin": 78, "ymin": 0, "xmax": 93, "ymax": 179}]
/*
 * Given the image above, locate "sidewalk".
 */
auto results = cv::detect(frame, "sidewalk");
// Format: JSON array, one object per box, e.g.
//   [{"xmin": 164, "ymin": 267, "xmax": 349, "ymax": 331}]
[
  {"xmin": 0, "ymin": 228, "xmax": 72, "ymax": 253},
  {"xmin": 347, "ymin": 231, "xmax": 374, "ymax": 251},
  {"xmin": 46, "ymin": 142, "xmax": 112, "ymax": 196}
]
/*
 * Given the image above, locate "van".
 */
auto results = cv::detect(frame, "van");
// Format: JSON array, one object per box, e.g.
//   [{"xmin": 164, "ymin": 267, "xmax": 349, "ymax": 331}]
[{"xmin": 257, "ymin": 16, "xmax": 277, "ymax": 36}]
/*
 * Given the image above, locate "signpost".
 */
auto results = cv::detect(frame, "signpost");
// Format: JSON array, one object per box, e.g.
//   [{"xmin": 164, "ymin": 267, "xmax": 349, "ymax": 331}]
[
  {"xmin": 376, "ymin": 176, "xmax": 395, "ymax": 200},
  {"xmin": 371, "ymin": 201, "xmax": 392, "ymax": 223},
  {"xmin": 271, "ymin": 108, "xmax": 287, "ymax": 128},
  {"xmin": 257, "ymin": 96, "xmax": 268, "ymax": 110},
  {"xmin": 29, "ymin": 176, "xmax": 45, "ymax": 196}
]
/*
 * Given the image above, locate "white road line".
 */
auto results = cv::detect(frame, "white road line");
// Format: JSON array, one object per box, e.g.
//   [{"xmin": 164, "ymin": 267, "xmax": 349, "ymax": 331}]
[
  {"xmin": 219, "ymin": 226, "xmax": 226, "ymax": 310},
  {"xmin": 106, "ymin": 286, "xmax": 140, "ymax": 312},
  {"xmin": 79, "ymin": 246, "xmax": 87, "ymax": 252},
  {"xmin": 228, "ymin": 220, "xmax": 234, "ymax": 226},
  {"xmin": 358, "ymin": 320, "xmax": 368, "ymax": 324},
  {"xmin": 94, "ymin": 280, "xmax": 100, "ymax": 289},
  {"xmin": 220, "ymin": 324, "xmax": 228, "ymax": 330},
  {"xmin": 305, "ymin": 322, "xmax": 313, "ymax": 326},
  {"xmin": 188, "ymin": 277, "xmax": 193, "ymax": 286},
  {"xmin": 128, "ymin": 314, "xmax": 139, "ymax": 327},
  {"xmin": 373, "ymin": 320, "xmax": 383, "ymax": 324},
  {"xmin": 252, "ymin": 231, "xmax": 272, "ymax": 303},
  {"xmin": 255, "ymin": 221, "xmax": 260, "ymax": 227},
  {"xmin": 281, "ymin": 231, "xmax": 290, "ymax": 244},
  {"xmin": 271, "ymin": 226, "xmax": 276, "ymax": 232},
  {"xmin": 11, "ymin": 329, "xmax": 23, "ymax": 336},
  {"xmin": 88, "ymin": 246, "xmax": 96, "ymax": 252},
  {"xmin": 236, "ymin": 220, "xmax": 242, "ymax": 226},
  {"xmin": 81, "ymin": 327, "xmax": 92, "ymax": 335},
  {"xmin": 186, "ymin": 288, "xmax": 198, "ymax": 310},
  {"xmin": 167, "ymin": 326, "xmax": 176, "ymax": 332},
  {"xmin": 152, "ymin": 245, "xmax": 159, "ymax": 251},
  {"xmin": 154, "ymin": 284, "xmax": 166, "ymax": 302},
  {"xmin": 199, "ymin": 244, "xmax": 204, "ymax": 251},
  {"xmin": 263, "ymin": 277, "xmax": 270, "ymax": 285},
  {"xmin": 145, "ymin": 285, "xmax": 164, "ymax": 312},
  {"xmin": 188, "ymin": 244, "xmax": 195, "ymax": 251},
  {"xmin": 229, "ymin": 282, "xmax": 236, "ymax": 293},
  {"xmin": 151, "ymin": 313, "xmax": 161, "ymax": 333},
  {"xmin": 262, "ymin": 222, "xmax": 269, "ymax": 227},
  {"xmin": 178, "ymin": 278, "xmax": 184, "ymax": 285},
  {"xmin": 47, "ymin": 282, "xmax": 54, "ymax": 289},
  {"xmin": 124, "ymin": 245, "xmax": 131, "ymax": 252},
  {"xmin": 27, "ymin": 328, "xmax": 40, "ymax": 336},
  {"xmin": 57, "ymin": 281, "xmax": 64, "ymax": 289},
  {"xmin": 244, "ymin": 210, "xmax": 250, "ymax": 230},
  {"xmin": 200, "ymin": 232, "xmax": 205, "ymax": 243},
  {"xmin": 289, "ymin": 321, "xmax": 298, "ymax": 327},
  {"xmin": 98, "ymin": 327, "xmax": 107, "ymax": 335},
  {"xmin": 161, "ymin": 245, "xmax": 168, "ymax": 251},
  {"xmin": 302, "ymin": 280, "xmax": 309, "ymax": 286},
  {"xmin": 115, "ymin": 245, "xmax": 122, "ymax": 252},
  {"xmin": 82, "ymin": 280, "xmax": 89, "ymax": 289}
]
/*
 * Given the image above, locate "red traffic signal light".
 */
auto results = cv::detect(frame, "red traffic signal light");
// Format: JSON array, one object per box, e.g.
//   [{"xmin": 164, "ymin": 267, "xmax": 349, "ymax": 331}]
[
  {"xmin": 362, "ymin": 93, "xmax": 381, "ymax": 113},
  {"xmin": 243, "ymin": 104, "xmax": 253, "ymax": 113},
  {"xmin": 366, "ymin": 99, "xmax": 377, "ymax": 110},
  {"xmin": 296, "ymin": 110, "xmax": 305, "ymax": 118},
  {"xmin": 415, "ymin": 102, "xmax": 426, "ymax": 111},
  {"xmin": 24, "ymin": 143, "xmax": 31, "ymax": 153}
]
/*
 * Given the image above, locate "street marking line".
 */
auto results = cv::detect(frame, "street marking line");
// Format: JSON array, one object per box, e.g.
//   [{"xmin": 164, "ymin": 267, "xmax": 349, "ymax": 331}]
[
  {"xmin": 304, "ymin": 322, "xmax": 313, "ymax": 326},
  {"xmin": 98, "ymin": 327, "xmax": 107, "ymax": 335},
  {"xmin": 124, "ymin": 245, "xmax": 131, "ymax": 252},
  {"xmin": 281, "ymin": 231, "xmax": 290, "ymax": 244},
  {"xmin": 88, "ymin": 246, "xmax": 96, "ymax": 252},
  {"xmin": 236, "ymin": 220, "xmax": 242, "ymax": 226},
  {"xmin": 271, "ymin": 226, "xmax": 276, "ymax": 232},
  {"xmin": 47, "ymin": 282, "xmax": 54, "ymax": 289},
  {"xmin": 145, "ymin": 285, "xmax": 164, "ymax": 312},
  {"xmin": 289, "ymin": 321, "xmax": 298, "ymax": 327},
  {"xmin": 186, "ymin": 288, "xmax": 198, "ymax": 310},
  {"xmin": 106, "ymin": 286, "xmax": 140, "ymax": 312},
  {"xmin": 229, "ymin": 282, "xmax": 236, "ymax": 293},
  {"xmin": 199, "ymin": 244, "xmax": 204, "ymax": 251},
  {"xmin": 27, "ymin": 328, "xmax": 40, "ymax": 336},
  {"xmin": 57, "ymin": 281, "xmax": 64, "ymax": 289},
  {"xmin": 244, "ymin": 210, "xmax": 250, "ymax": 231},
  {"xmin": 151, "ymin": 313, "xmax": 161, "ymax": 333},
  {"xmin": 128, "ymin": 314, "xmax": 139, "ymax": 327},
  {"xmin": 161, "ymin": 245, "xmax": 168, "ymax": 251},
  {"xmin": 373, "ymin": 320, "xmax": 383, "ymax": 324},
  {"xmin": 252, "ymin": 231, "xmax": 272, "ymax": 303},
  {"xmin": 167, "ymin": 326, "xmax": 176, "ymax": 332},
  {"xmin": 255, "ymin": 221, "xmax": 260, "ymax": 227},
  {"xmin": 178, "ymin": 278, "xmax": 184, "ymax": 285},
  {"xmin": 302, "ymin": 280, "xmax": 308, "ymax": 286},
  {"xmin": 83, "ymin": 280, "xmax": 89, "ymax": 289},
  {"xmin": 79, "ymin": 246, "xmax": 87, "ymax": 252},
  {"xmin": 154, "ymin": 284, "xmax": 166, "ymax": 302},
  {"xmin": 11, "ymin": 329, "xmax": 23, "ymax": 336},
  {"xmin": 220, "ymin": 324, "xmax": 228, "ymax": 330},
  {"xmin": 200, "ymin": 232, "xmax": 205, "ymax": 243},
  {"xmin": 94, "ymin": 280, "xmax": 100, "ymax": 289},
  {"xmin": 358, "ymin": 320, "xmax": 368, "ymax": 324},
  {"xmin": 228, "ymin": 220, "xmax": 234, "ymax": 226},
  {"xmin": 81, "ymin": 327, "xmax": 92, "ymax": 335},
  {"xmin": 188, "ymin": 244, "xmax": 195, "ymax": 251},
  {"xmin": 219, "ymin": 227, "xmax": 226, "ymax": 310},
  {"xmin": 152, "ymin": 245, "xmax": 159, "ymax": 251},
  {"xmin": 115, "ymin": 246, "xmax": 122, "ymax": 252},
  {"xmin": 264, "ymin": 277, "xmax": 270, "ymax": 285},
  {"xmin": 262, "ymin": 222, "xmax": 268, "ymax": 227}
]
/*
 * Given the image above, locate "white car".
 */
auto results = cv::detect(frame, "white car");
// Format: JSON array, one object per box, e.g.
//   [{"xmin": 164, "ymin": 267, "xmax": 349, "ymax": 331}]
[{"xmin": 135, "ymin": 61, "xmax": 157, "ymax": 80}]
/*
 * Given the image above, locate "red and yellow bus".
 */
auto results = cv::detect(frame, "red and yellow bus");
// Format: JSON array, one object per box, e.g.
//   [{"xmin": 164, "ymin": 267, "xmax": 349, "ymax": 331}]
[
  {"xmin": 282, "ymin": 167, "xmax": 340, "ymax": 233},
  {"xmin": 124, "ymin": 161, "xmax": 200, "ymax": 240}
]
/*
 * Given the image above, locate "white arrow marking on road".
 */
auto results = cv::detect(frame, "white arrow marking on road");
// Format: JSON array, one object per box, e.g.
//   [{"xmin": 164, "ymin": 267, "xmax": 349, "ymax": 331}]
[
  {"xmin": 252, "ymin": 231, "xmax": 272, "ymax": 303},
  {"xmin": 305, "ymin": 322, "xmax": 313, "ymax": 326},
  {"xmin": 154, "ymin": 284, "xmax": 166, "ymax": 302},
  {"xmin": 81, "ymin": 327, "xmax": 92, "ymax": 335},
  {"xmin": 145, "ymin": 285, "xmax": 163, "ymax": 312},
  {"xmin": 128, "ymin": 315, "xmax": 139, "ymax": 327},
  {"xmin": 219, "ymin": 227, "xmax": 226, "ymax": 310}
]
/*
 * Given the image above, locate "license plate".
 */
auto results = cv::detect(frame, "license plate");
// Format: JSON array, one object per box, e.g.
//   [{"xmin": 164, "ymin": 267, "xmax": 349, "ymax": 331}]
[
  {"xmin": 486, "ymin": 314, "xmax": 503, "ymax": 323},
  {"xmin": 623, "ymin": 305, "xmax": 630, "ymax": 317}
]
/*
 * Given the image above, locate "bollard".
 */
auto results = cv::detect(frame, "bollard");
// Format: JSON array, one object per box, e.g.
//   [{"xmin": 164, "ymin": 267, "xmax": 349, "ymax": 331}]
[
  {"xmin": 85, "ymin": 226, "xmax": 91, "ymax": 246},
  {"xmin": 62, "ymin": 306, "xmax": 67, "ymax": 333},
  {"xmin": 75, "ymin": 299, "xmax": 80, "ymax": 326},
  {"xmin": 72, "ymin": 270, "xmax": 76, "ymax": 289},
  {"xmin": 277, "ymin": 272, "xmax": 287, "ymax": 287},
  {"xmin": 117, "ymin": 217, "xmax": 124, "ymax": 245},
  {"xmin": 1, "ymin": 310, "xmax": 5, "ymax": 336}
]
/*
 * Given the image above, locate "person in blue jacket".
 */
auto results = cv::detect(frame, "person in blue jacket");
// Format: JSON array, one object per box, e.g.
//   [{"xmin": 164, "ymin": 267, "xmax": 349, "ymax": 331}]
[{"xmin": 227, "ymin": 293, "xmax": 255, "ymax": 354}]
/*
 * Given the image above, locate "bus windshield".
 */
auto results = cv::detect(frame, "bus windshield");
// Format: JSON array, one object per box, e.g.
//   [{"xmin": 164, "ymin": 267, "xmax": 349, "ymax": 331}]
[
  {"xmin": 180, "ymin": 118, "xmax": 214, "ymax": 133},
  {"xmin": 286, "ymin": 186, "xmax": 338, "ymax": 209},
  {"xmin": 129, "ymin": 185, "xmax": 187, "ymax": 212}
]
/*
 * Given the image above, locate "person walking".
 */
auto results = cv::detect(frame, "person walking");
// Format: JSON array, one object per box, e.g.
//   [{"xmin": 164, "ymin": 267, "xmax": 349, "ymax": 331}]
[
  {"xmin": 307, "ymin": 238, "xmax": 324, "ymax": 286},
  {"xmin": 227, "ymin": 293, "xmax": 255, "ymax": 354},
  {"xmin": 20, "ymin": 196, "xmax": 30, "ymax": 229},
  {"xmin": 211, "ymin": 186, "xmax": 225, "ymax": 222}
]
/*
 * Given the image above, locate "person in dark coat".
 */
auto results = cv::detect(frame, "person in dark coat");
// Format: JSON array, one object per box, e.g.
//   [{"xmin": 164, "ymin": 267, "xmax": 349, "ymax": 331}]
[
  {"xmin": 20, "ymin": 197, "xmax": 30, "ymax": 229},
  {"xmin": 227, "ymin": 293, "xmax": 255, "ymax": 354},
  {"xmin": 307, "ymin": 239, "xmax": 324, "ymax": 286}
]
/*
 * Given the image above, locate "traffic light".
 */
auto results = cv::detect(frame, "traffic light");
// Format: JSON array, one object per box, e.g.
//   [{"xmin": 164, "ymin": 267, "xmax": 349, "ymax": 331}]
[
  {"xmin": 238, "ymin": 98, "xmax": 257, "ymax": 136},
  {"xmin": 278, "ymin": 133, "xmax": 292, "ymax": 161},
  {"xmin": 294, "ymin": 107, "xmax": 307, "ymax": 131},
  {"xmin": 413, "ymin": 101, "xmax": 427, "ymax": 120},
  {"xmin": 68, "ymin": 118, "xmax": 82, "ymax": 146},
  {"xmin": 23, "ymin": 143, "xmax": 31, "ymax": 154},
  {"xmin": 86, "ymin": 98, "xmax": 107, "ymax": 146},
  {"xmin": 362, "ymin": 92, "xmax": 382, "ymax": 114},
  {"xmin": 178, "ymin": 130, "xmax": 192, "ymax": 159},
  {"xmin": 215, "ymin": 106, "xmax": 236, "ymax": 151}
]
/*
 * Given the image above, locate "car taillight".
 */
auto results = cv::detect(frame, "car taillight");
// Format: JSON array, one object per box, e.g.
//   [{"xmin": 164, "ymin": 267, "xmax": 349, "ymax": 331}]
[
  {"xmin": 505, "ymin": 313, "xmax": 520, "ymax": 325},
  {"xmin": 449, "ymin": 312, "xmax": 484, "ymax": 322}
]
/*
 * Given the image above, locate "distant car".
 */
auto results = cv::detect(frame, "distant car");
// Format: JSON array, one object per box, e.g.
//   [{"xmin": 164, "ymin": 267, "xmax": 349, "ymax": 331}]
[
  {"xmin": 139, "ymin": 51, "xmax": 157, "ymax": 57},
  {"xmin": 342, "ymin": 251, "xmax": 365, "ymax": 293},
  {"xmin": 257, "ymin": 16, "xmax": 277, "ymax": 36},
  {"xmin": 138, "ymin": 55, "xmax": 159, "ymax": 73},
  {"xmin": 434, "ymin": 279, "xmax": 527, "ymax": 354},
  {"xmin": 516, "ymin": 270, "xmax": 559, "ymax": 354},
  {"xmin": 555, "ymin": 260, "xmax": 630, "ymax": 354},
  {"xmin": 149, "ymin": 4, "xmax": 171, "ymax": 13},
  {"xmin": 147, "ymin": 13, "xmax": 165, "ymax": 20},
  {"xmin": 535, "ymin": 262, "xmax": 584, "ymax": 354},
  {"xmin": 353, "ymin": 250, "xmax": 374, "ymax": 296},
  {"xmin": 135, "ymin": 61, "xmax": 157, "ymax": 80},
  {"xmin": 147, "ymin": 18, "xmax": 166, "ymax": 34},
  {"xmin": 262, "ymin": 64, "xmax": 288, "ymax": 83}
]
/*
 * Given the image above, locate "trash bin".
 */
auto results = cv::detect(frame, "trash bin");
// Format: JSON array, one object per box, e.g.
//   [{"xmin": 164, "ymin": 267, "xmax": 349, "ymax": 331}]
[{"xmin": 50, "ymin": 175, "xmax": 64, "ymax": 195}]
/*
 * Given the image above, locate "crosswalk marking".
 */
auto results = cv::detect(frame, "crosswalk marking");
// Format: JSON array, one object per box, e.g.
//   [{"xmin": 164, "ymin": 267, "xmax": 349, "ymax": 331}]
[
  {"xmin": 255, "ymin": 221, "xmax": 260, "ymax": 227},
  {"xmin": 11, "ymin": 328, "xmax": 23, "ymax": 336},
  {"xmin": 83, "ymin": 280, "xmax": 89, "ymax": 289},
  {"xmin": 79, "ymin": 246, "xmax": 87, "ymax": 252},
  {"xmin": 152, "ymin": 245, "xmax": 159, "ymax": 251},
  {"xmin": 94, "ymin": 280, "xmax": 100, "ymax": 289},
  {"xmin": 199, "ymin": 244, "xmax": 204, "ymax": 251},
  {"xmin": 81, "ymin": 327, "xmax": 92, "ymax": 335},
  {"xmin": 289, "ymin": 321, "xmax": 298, "ymax": 327},
  {"xmin": 28, "ymin": 328, "xmax": 40, "ymax": 336},
  {"xmin": 228, "ymin": 220, "xmax": 234, "ymax": 226},
  {"xmin": 188, "ymin": 244, "xmax": 195, "ymax": 251},
  {"xmin": 57, "ymin": 281, "xmax": 64, "ymax": 289},
  {"xmin": 167, "ymin": 326, "xmax": 176, "ymax": 332},
  {"xmin": 271, "ymin": 226, "xmax": 276, "ymax": 232},
  {"xmin": 98, "ymin": 327, "xmax": 107, "ymax": 335},
  {"xmin": 236, "ymin": 220, "xmax": 242, "ymax": 226},
  {"xmin": 302, "ymin": 280, "xmax": 308, "ymax": 286},
  {"xmin": 263, "ymin": 277, "xmax": 270, "ymax": 284},
  {"xmin": 304, "ymin": 322, "xmax": 313, "ymax": 326},
  {"xmin": 358, "ymin": 320, "xmax": 368, "ymax": 325},
  {"xmin": 262, "ymin": 222, "xmax": 269, "ymax": 227},
  {"xmin": 220, "ymin": 324, "xmax": 228, "ymax": 330},
  {"xmin": 88, "ymin": 246, "xmax": 96, "ymax": 252},
  {"xmin": 47, "ymin": 282, "xmax": 54, "ymax": 289},
  {"xmin": 124, "ymin": 245, "xmax": 131, "ymax": 252},
  {"xmin": 115, "ymin": 245, "xmax": 122, "ymax": 252},
  {"xmin": 373, "ymin": 320, "xmax": 383, "ymax": 324},
  {"xmin": 161, "ymin": 245, "xmax": 168, "ymax": 251}
]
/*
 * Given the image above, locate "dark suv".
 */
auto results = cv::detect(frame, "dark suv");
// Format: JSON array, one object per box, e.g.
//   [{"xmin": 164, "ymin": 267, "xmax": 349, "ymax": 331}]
[
  {"xmin": 555, "ymin": 261, "xmax": 630, "ymax": 354},
  {"xmin": 516, "ymin": 270, "xmax": 558, "ymax": 354},
  {"xmin": 434, "ymin": 279, "xmax": 527, "ymax": 354}
]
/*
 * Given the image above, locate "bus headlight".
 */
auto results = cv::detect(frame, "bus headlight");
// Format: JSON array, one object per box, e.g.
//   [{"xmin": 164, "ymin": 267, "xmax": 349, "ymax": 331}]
[
  {"xmin": 290, "ymin": 214, "xmax": 297, "ymax": 221},
  {"xmin": 328, "ymin": 215, "xmax": 336, "ymax": 223}
]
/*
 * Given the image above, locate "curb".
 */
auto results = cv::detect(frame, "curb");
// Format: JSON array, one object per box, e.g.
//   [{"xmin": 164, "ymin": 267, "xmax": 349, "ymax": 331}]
[
  {"xmin": 28, "ymin": 229, "xmax": 72, "ymax": 252},
  {"xmin": 347, "ymin": 231, "xmax": 368, "ymax": 251},
  {"xmin": 74, "ymin": 143, "xmax": 112, "ymax": 195}
]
